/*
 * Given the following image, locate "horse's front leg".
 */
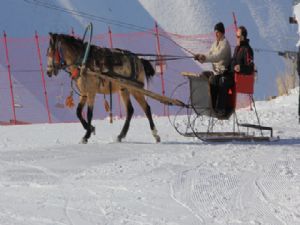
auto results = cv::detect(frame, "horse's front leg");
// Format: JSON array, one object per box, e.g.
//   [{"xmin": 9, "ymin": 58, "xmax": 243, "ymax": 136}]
[
  {"xmin": 80, "ymin": 106, "xmax": 95, "ymax": 144},
  {"xmin": 76, "ymin": 95, "xmax": 95, "ymax": 144},
  {"xmin": 81, "ymin": 94, "xmax": 96, "ymax": 144},
  {"xmin": 77, "ymin": 96, "xmax": 88, "ymax": 130}
]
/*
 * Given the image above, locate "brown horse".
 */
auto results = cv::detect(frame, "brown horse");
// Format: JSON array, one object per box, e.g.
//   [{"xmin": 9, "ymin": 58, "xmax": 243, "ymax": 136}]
[{"xmin": 46, "ymin": 33, "xmax": 160, "ymax": 144}]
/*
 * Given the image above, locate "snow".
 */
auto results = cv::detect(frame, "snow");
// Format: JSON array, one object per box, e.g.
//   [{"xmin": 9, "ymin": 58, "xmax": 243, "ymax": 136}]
[
  {"xmin": 0, "ymin": 2, "xmax": 300, "ymax": 223},
  {"xmin": 1, "ymin": 89, "xmax": 300, "ymax": 225}
]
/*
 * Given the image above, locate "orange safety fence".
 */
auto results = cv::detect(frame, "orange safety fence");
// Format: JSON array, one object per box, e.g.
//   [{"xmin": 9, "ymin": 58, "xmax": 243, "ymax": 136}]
[{"xmin": 0, "ymin": 23, "xmax": 252, "ymax": 125}]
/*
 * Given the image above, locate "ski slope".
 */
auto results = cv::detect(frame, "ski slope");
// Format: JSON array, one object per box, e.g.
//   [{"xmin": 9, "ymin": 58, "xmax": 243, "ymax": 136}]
[{"xmin": 0, "ymin": 89, "xmax": 299, "ymax": 225}]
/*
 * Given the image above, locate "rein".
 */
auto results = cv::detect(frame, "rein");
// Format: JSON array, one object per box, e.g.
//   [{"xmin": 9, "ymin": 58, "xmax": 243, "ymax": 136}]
[{"xmin": 133, "ymin": 53, "xmax": 194, "ymax": 62}]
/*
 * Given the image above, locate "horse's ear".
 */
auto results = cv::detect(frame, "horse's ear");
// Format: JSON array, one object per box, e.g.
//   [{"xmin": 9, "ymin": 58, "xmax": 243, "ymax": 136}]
[
  {"xmin": 49, "ymin": 32, "xmax": 53, "ymax": 42},
  {"xmin": 49, "ymin": 32, "xmax": 56, "ymax": 45}
]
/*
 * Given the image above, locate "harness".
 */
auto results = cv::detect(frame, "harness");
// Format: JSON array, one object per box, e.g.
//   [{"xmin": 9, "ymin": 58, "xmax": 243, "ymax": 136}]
[
  {"xmin": 47, "ymin": 40, "xmax": 66, "ymax": 70},
  {"xmin": 124, "ymin": 50, "xmax": 137, "ymax": 80}
]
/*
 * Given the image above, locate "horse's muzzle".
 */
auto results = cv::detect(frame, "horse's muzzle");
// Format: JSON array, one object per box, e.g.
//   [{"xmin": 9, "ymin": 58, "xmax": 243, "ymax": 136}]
[
  {"xmin": 46, "ymin": 68, "xmax": 52, "ymax": 77},
  {"xmin": 46, "ymin": 66, "xmax": 58, "ymax": 77}
]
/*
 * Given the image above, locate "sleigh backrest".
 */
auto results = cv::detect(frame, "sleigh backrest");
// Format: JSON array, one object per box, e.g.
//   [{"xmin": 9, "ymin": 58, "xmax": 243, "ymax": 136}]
[{"xmin": 234, "ymin": 72, "xmax": 255, "ymax": 94}]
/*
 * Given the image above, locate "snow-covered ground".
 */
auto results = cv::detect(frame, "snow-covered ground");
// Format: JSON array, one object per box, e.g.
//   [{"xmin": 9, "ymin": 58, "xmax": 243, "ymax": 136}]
[
  {"xmin": 0, "ymin": 89, "xmax": 300, "ymax": 225},
  {"xmin": 0, "ymin": 2, "xmax": 298, "ymax": 224}
]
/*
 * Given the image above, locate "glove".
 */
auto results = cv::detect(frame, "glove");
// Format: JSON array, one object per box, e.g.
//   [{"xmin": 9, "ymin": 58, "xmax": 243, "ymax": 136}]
[{"xmin": 194, "ymin": 54, "xmax": 201, "ymax": 61}]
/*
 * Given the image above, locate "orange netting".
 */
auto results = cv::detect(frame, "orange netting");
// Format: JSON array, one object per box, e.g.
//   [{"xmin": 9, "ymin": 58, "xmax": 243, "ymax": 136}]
[{"xmin": 0, "ymin": 24, "xmax": 252, "ymax": 124}]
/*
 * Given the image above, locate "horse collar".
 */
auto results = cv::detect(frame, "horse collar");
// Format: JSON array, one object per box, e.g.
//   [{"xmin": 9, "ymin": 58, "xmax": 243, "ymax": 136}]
[{"xmin": 70, "ymin": 67, "xmax": 80, "ymax": 79}]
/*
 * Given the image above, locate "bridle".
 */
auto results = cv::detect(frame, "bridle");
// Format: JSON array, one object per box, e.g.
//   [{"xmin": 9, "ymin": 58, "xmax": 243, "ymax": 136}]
[{"xmin": 47, "ymin": 39, "xmax": 66, "ymax": 74}]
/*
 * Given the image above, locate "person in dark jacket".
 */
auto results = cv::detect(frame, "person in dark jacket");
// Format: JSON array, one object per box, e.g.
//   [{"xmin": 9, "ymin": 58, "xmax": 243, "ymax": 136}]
[{"xmin": 231, "ymin": 26, "xmax": 254, "ymax": 75}]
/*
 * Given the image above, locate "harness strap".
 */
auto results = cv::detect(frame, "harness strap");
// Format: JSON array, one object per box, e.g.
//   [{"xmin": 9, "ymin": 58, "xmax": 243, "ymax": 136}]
[
  {"xmin": 71, "ymin": 67, "xmax": 80, "ymax": 79},
  {"xmin": 129, "ymin": 54, "xmax": 137, "ymax": 80},
  {"xmin": 58, "ymin": 42, "xmax": 66, "ymax": 66},
  {"xmin": 54, "ymin": 41, "xmax": 66, "ymax": 66}
]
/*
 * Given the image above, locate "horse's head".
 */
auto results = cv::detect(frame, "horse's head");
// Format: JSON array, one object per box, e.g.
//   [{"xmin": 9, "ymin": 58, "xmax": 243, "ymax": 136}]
[
  {"xmin": 46, "ymin": 33, "xmax": 62, "ymax": 77},
  {"xmin": 46, "ymin": 33, "xmax": 85, "ymax": 77}
]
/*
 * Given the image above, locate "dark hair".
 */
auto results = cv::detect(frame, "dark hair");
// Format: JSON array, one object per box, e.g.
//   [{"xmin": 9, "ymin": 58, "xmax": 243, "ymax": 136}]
[
  {"xmin": 239, "ymin": 26, "xmax": 248, "ymax": 39},
  {"xmin": 214, "ymin": 22, "xmax": 225, "ymax": 34}
]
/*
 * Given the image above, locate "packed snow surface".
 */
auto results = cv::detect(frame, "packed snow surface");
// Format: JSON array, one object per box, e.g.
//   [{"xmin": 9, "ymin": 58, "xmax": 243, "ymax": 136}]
[{"xmin": 0, "ymin": 89, "xmax": 300, "ymax": 225}]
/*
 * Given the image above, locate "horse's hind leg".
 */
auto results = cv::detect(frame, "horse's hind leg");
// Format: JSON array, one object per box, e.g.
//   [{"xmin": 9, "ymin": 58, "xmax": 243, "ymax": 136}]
[
  {"xmin": 117, "ymin": 89, "xmax": 134, "ymax": 142},
  {"xmin": 132, "ymin": 92, "xmax": 160, "ymax": 143}
]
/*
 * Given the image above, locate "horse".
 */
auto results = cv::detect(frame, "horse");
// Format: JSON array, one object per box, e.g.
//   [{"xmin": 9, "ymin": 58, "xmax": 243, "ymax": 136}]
[{"xmin": 46, "ymin": 33, "xmax": 161, "ymax": 144}]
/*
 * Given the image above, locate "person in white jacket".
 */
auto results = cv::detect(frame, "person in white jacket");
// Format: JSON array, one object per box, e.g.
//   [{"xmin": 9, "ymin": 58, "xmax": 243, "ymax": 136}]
[{"xmin": 194, "ymin": 22, "xmax": 232, "ymax": 115}]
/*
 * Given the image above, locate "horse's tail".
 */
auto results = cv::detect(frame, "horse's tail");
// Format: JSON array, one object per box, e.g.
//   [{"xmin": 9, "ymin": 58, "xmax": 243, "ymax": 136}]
[{"xmin": 141, "ymin": 58, "xmax": 155, "ymax": 82}]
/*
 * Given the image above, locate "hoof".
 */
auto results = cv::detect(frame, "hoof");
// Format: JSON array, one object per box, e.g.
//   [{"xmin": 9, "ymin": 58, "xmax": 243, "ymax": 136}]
[
  {"xmin": 152, "ymin": 128, "xmax": 160, "ymax": 143},
  {"xmin": 116, "ymin": 135, "xmax": 122, "ymax": 142},
  {"xmin": 116, "ymin": 135, "xmax": 124, "ymax": 142},
  {"xmin": 80, "ymin": 137, "xmax": 88, "ymax": 144},
  {"xmin": 154, "ymin": 135, "xmax": 161, "ymax": 143},
  {"xmin": 91, "ymin": 126, "xmax": 96, "ymax": 135}
]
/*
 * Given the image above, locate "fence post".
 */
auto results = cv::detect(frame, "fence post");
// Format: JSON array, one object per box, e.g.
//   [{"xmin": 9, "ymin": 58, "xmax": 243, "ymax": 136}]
[
  {"xmin": 108, "ymin": 26, "xmax": 123, "ymax": 119},
  {"xmin": 154, "ymin": 22, "xmax": 166, "ymax": 116},
  {"xmin": 35, "ymin": 31, "xmax": 52, "ymax": 123},
  {"xmin": 3, "ymin": 31, "xmax": 17, "ymax": 124}
]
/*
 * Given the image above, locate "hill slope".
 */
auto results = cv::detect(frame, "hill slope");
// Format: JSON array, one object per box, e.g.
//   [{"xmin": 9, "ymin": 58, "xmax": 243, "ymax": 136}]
[{"xmin": 0, "ymin": 89, "xmax": 299, "ymax": 225}]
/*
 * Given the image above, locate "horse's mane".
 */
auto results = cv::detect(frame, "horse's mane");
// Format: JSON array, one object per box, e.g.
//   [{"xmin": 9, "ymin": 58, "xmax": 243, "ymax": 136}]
[
  {"xmin": 50, "ymin": 33, "xmax": 155, "ymax": 79},
  {"xmin": 54, "ymin": 33, "xmax": 85, "ymax": 49}
]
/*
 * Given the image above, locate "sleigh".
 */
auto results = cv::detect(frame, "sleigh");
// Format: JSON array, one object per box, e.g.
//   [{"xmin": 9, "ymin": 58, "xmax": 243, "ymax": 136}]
[
  {"xmin": 168, "ymin": 71, "xmax": 277, "ymax": 142},
  {"xmin": 88, "ymin": 68, "xmax": 276, "ymax": 142}
]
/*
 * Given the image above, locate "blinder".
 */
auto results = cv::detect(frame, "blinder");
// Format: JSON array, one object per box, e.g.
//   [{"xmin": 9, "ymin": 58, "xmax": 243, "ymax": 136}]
[{"xmin": 47, "ymin": 39, "xmax": 66, "ymax": 75}]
